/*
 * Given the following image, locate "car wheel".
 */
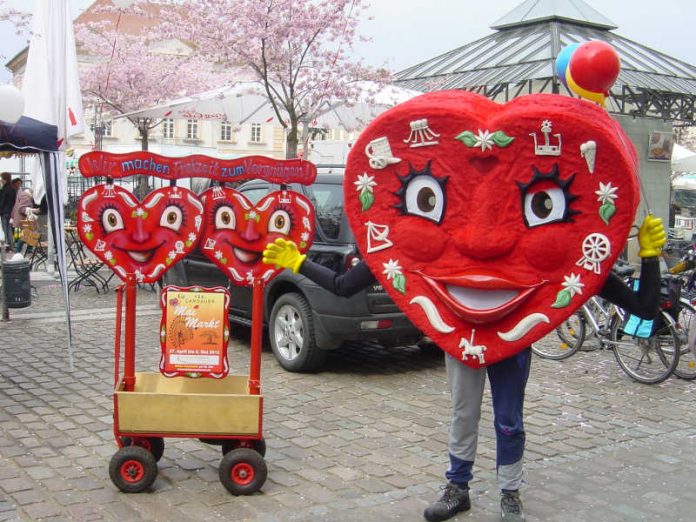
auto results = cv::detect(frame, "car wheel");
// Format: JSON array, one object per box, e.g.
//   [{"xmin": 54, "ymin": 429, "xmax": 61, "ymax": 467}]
[{"xmin": 269, "ymin": 292, "xmax": 327, "ymax": 372}]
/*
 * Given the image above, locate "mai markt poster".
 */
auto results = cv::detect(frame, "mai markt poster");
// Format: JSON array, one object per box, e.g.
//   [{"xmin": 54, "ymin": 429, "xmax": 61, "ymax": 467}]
[{"xmin": 160, "ymin": 287, "xmax": 231, "ymax": 378}]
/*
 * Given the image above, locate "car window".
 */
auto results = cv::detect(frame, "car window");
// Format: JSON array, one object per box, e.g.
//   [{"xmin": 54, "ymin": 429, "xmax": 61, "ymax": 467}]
[
  {"xmin": 305, "ymin": 182, "xmax": 343, "ymax": 240},
  {"xmin": 242, "ymin": 187, "xmax": 271, "ymax": 204}
]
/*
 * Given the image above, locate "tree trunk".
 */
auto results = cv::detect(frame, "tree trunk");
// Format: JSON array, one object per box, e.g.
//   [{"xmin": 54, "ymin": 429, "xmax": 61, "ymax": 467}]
[
  {"xmin": 286, "ymin": 120, "xmax": 299, "ymax": 159},
  {"xmin": 136, "ymin": 120, "xmax": 150, "ymax": 199}
]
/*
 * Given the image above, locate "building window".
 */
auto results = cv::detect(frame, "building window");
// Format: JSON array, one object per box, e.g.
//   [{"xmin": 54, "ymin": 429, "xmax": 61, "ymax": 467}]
[
  {"xmin": 186, "ymin": 119, "xmax": 199, "ymax": 139},
  {"xmin": 90, "ymin": 121, "xmax": 112, "ymax": 137},
  {"xmin": 250, "ymin": 123, "xmax": 262, "ymax": 143},
  {"xmin": 220, "ymin": 121, "xmax": 232, "ymax": 141},
  {"xmin": 162, "ymin": 118, "xmax": 174, "ymax": 139}
]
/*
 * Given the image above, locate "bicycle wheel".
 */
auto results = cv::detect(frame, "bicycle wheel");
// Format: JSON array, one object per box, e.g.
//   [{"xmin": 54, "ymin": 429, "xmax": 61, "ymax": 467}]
[
  {"xmin": 674, "ymin": 300, "xmax": 696, "ymax": 380},
  {"xmin": 610, "ymin": 310, "xmax": 680, "ymax": 384},
  {"xmin": 531, "ymin": 313, "xmax": 585, "ymax": 360}
]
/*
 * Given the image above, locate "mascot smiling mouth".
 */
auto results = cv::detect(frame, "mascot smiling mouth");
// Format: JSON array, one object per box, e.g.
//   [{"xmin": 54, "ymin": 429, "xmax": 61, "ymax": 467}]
[
  {"xmin": 230, "ymin": 244, "xmax": 262, "ymax": 264},
  {"xmin": 115, "ymin": 243, "xmax": 165, "ymax": 265},
  {"xmin": 418, "ymin": 271, "xmax": 543, "ymax": 324}
]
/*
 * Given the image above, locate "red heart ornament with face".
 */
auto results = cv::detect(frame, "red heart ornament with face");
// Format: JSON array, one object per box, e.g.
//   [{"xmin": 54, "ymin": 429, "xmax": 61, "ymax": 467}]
[
  {"xmin": 345, "ymin": 91, "xmax": 639, "ymax": 368},
  {"xmin": 77, "ymin": 184, "xmax": 204, "ymax": 283},
  {"xmin": 200, "ymin": 187, "xmax": 315, "ymax": 285}
]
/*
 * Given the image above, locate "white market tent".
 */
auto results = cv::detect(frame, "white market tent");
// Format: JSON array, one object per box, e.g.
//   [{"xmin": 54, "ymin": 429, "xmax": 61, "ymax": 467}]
[{"xmin": 672, "ymin": 143, "xmax": 696, "ymax": 173}]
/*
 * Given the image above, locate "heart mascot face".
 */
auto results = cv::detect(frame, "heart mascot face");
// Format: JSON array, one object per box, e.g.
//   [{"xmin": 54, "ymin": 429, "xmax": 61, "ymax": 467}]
[
  {"xmin": 345, "ymin": 91, "xmax": 639, "ymax": 367},
  {"xmin": 77, "ymin": 184, "xmax": 204, "ymax": 283},
  {"xmin": 199, "ymin": 187, "xmax": 315, "ymax": 285}
]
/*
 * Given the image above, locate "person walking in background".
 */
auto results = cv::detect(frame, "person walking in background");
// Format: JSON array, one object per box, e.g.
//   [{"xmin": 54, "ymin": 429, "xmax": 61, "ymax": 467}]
[
  {"xmin": 11, "ymin": 185, "xmax": 37, "ymax": 252},
  {"xmin": 0, "ymin": 172, "xmax": 18, "ymax": 252},
  {"xmin": 263, "ymin": 214, "xmax": 666, "ymax": 522}
]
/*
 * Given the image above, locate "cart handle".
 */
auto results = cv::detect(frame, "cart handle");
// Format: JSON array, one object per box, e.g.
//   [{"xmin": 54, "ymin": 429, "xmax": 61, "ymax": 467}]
[{"xmin": 114, "ymin": 283, "xmax": 124, "ymax": 389}]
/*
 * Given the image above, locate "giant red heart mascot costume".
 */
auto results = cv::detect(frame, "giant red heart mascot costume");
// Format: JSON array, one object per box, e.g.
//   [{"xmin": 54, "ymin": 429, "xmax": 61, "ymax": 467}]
[{"xmin": 344, "ymin": 91, "xmax": 639, "ymax": 367}]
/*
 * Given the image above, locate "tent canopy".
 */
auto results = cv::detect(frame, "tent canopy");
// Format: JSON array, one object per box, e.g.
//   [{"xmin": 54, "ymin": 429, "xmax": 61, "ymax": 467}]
[
  {"xmin": 0, "ymin": 116, "xmax": 59, "ymax": 154},
  {"xmin": 672, "ymin": 143, "xmax": 696, "ymax": 172}
]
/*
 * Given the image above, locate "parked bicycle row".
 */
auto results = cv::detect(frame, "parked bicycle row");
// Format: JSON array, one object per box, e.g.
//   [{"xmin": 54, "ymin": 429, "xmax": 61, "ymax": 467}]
[{"xmin": 532, "ymin": 258, "xmax": 696, "ymax": 385}]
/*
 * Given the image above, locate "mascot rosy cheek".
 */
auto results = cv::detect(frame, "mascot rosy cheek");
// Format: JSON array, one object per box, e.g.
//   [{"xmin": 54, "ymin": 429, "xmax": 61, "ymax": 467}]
[
  {"xmin": 199, "ymin": 186, "xmax": 315, "ymax": 285},
  {"xmin": 77, "ymin": 184, "xmax": 204, "ymax": 283},
  {"xmin": 344, "ymin": 91, "xmax": 639, "ymax": 368}
]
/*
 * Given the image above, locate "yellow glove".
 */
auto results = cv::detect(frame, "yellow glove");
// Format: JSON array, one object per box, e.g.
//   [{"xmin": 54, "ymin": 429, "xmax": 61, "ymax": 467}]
[
  {"xmin": 262, "ymin": 237, "xmax": 306, "ymax": 274},
  {"xmin": 638, "ymin": 215, "xmax": 666, "ymax": 258}
]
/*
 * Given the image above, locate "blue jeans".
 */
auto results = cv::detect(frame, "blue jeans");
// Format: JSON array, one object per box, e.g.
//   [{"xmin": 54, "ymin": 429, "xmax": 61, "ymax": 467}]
[{"xmin": 445, "ymin": 348, "xmax": 532, "ymax": 490}]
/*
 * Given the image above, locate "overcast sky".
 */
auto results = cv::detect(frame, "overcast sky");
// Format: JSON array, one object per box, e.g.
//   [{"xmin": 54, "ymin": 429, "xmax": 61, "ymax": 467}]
[{"xmin": 1, "ymin": 0, "xmax": 694, "ymax": 82}]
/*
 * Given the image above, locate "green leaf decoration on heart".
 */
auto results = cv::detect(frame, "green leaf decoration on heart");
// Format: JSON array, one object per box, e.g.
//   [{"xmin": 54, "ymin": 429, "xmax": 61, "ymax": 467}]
[
  {"xmin": 85, "ymin": 232, "xmax": 93, "ymax": 241},
  {"xmin": 599, "ymin": 202, "xmax": 616, "ymax": 225},
  {"xmin": 551, "ymin": 288, "xmax": 572, "ymax": 308},
  {"xmin": 359, "ymin": 189, "xmax": 374, "ymax": 212},
  {"xmin": 221, "ymin": 257, "xmax": 227, "ymax": 264},
  {"xmin": 454, "ymin": 130, "xmax": 477, "ymax": 147},
  {"xmin": 299, "ymin": 241, "xmax": 307, "ymax": 249},
  {"xmin": 185, "ymin": 239, "xmax": 192, "ymax": 247},
  {"xmin": 393, "ymin": 273, "xmax": 407, "ymax": 294},
  {"xmin": 108, "ymin": 258, "xmax": 117, "ymax": 266},
  {"xmin": 492, "ymin": 130, "xmax": 515, "ymax": 147},
  {"xmin": 166, "ymin": 258, "xmax": 173, "ymax": 265}
]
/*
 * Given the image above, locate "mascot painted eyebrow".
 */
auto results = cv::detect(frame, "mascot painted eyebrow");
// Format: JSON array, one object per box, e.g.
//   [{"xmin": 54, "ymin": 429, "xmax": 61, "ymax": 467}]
[{"xmin": 344, "ymin": 91, "xmax": 639, "ymax": 367}]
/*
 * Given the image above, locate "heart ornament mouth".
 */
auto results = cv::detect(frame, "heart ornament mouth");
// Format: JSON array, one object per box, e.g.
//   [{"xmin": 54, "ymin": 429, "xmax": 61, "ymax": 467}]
[
  {"xmin": 77, "ymin": 184, "xmax": 204, "ymax": 283},
  {"xmin": 344, "ymin": 91, "xmax": 639, "ymax": 367},
  {"xmin": 199, "ymin": 186, "xmax": 315, "ymax": 285}
]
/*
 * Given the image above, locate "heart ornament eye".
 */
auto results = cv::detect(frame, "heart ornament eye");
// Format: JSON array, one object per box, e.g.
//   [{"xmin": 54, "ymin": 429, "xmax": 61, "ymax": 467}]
[
  {"xmin": 199, "ymin": 187, "xmax": 316, "ymax": 285},
  {"xmin": 344, "ymin": 91, "xmax": 639, "ymax": 367},
  {"xmin": 77, "ymin": 185, "xmax": 205, "ymax": 283}
]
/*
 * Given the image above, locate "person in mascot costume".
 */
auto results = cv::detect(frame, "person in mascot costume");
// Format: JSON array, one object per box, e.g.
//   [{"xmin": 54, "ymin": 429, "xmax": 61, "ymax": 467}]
[{"xmin": 263, "ymin": 90, "xmax": 666, "ymax": 522}]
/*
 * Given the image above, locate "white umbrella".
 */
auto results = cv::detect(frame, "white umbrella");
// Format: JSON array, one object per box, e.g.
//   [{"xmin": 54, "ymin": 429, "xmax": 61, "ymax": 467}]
[
  {"xmin": 20, "ymin": 0, "xmax": 85, "ymax": 372},
  {"xmin": 117, "ymin": 81, "xmax": 422, "ymax": 132},
  {"xmin": 118, "ymin": 82, "xmax": 277, "ymax": 125},
  {"xmin": 672, "ymin": 143, "xmax": 696, "ymax": 172}
]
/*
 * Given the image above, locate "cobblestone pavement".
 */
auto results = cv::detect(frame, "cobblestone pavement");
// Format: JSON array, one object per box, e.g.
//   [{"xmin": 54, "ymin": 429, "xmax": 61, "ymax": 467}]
[{"xmin": 1, "ymin": 278, "xmax": 695, "ymax": 521}]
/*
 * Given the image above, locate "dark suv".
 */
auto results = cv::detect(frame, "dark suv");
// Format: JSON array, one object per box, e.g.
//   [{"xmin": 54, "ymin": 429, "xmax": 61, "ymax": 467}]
[{"xmin": 163, "ymin": 172, "xmax": 423, "ymax": 372}]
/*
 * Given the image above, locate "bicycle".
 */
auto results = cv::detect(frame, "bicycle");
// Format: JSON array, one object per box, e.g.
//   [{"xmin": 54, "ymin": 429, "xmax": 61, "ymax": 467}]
[{"xmin": 532, "ymin": 278, "xmax": 682, "ymax": 384}]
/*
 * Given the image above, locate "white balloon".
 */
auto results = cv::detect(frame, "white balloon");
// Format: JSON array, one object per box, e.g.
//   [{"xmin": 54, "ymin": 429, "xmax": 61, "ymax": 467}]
[
  {"xmin": 0, "ymin": 84, "xmax": 25, "ymax": 124},
  {"xmin": 112, "ymin": 0, "xmax": 135, "ymax": 8}
]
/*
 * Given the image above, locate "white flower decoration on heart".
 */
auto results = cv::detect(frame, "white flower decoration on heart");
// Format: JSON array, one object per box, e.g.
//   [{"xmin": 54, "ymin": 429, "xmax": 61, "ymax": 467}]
[
  {"xmin": 83, "ymin": 224, "xmax": 92, "ymax": 233},
  {"xmin": 354, "ymin": 173, "xmax": 377, "ymax": 193},
  {"xmin": 104, "ymin": 251, "xmax": 113, "ymax": 261},
  {"xmin": 474, "ymin": 130, "xmax": 495, "ymax": 151},
  {"xmin": 382, "ymin": 259, "xmax": 402, "ymax": 280},
  {"xmin": 168, "ymin": 250, "xmax": 176, "ymax": 260},
  {"xmin": 135, "ymin": 207, "xmax": 145, "ymax": 217},
  {"xmin": 215, "ymin": 250, "xmax": 224, "ymax": 260},
  {"xmin": 595, "ymin": 182, "xmax": 618, "ymax": 205},
  {"xmin": 301, "ymin": 231, "xmax": 310, "ymax": 242},
  {"xmin": 561, "ymin": 273, "xmax": 584, "ymax": 298},
  {"xmin": 188, "ymin": 232, "xmax": 196, "ymax": 242}
]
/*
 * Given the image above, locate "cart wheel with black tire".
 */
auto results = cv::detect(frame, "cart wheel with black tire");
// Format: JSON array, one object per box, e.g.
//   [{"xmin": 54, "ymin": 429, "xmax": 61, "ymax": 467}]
[
  {"xmin": 219, "ymin": 448, "xmax": 267, "ymax": 495},
  {"xmin": 222, "ymin": 437, "xmax": 266, "ymax": 457},
  {"xmin": 109, "ymin": 446, "xmax": 158, "ymax": 493},
  {"xmin": 121, "ymin": 436, "xmax": 165, "ymax": 462}
]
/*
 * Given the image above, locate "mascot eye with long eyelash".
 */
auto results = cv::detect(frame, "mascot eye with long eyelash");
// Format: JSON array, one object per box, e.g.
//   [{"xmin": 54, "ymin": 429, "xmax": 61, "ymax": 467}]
[
  {"xmin": 344, "ymin": 90, "xmax": 640, "ymax": 368},
  {"xmin": 78, "ymin": 185, "xmax": 204, "ymax": 283},
  {"xmin": 199, "ymin": 187, "xmax": 315, "ymax": 286}
]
